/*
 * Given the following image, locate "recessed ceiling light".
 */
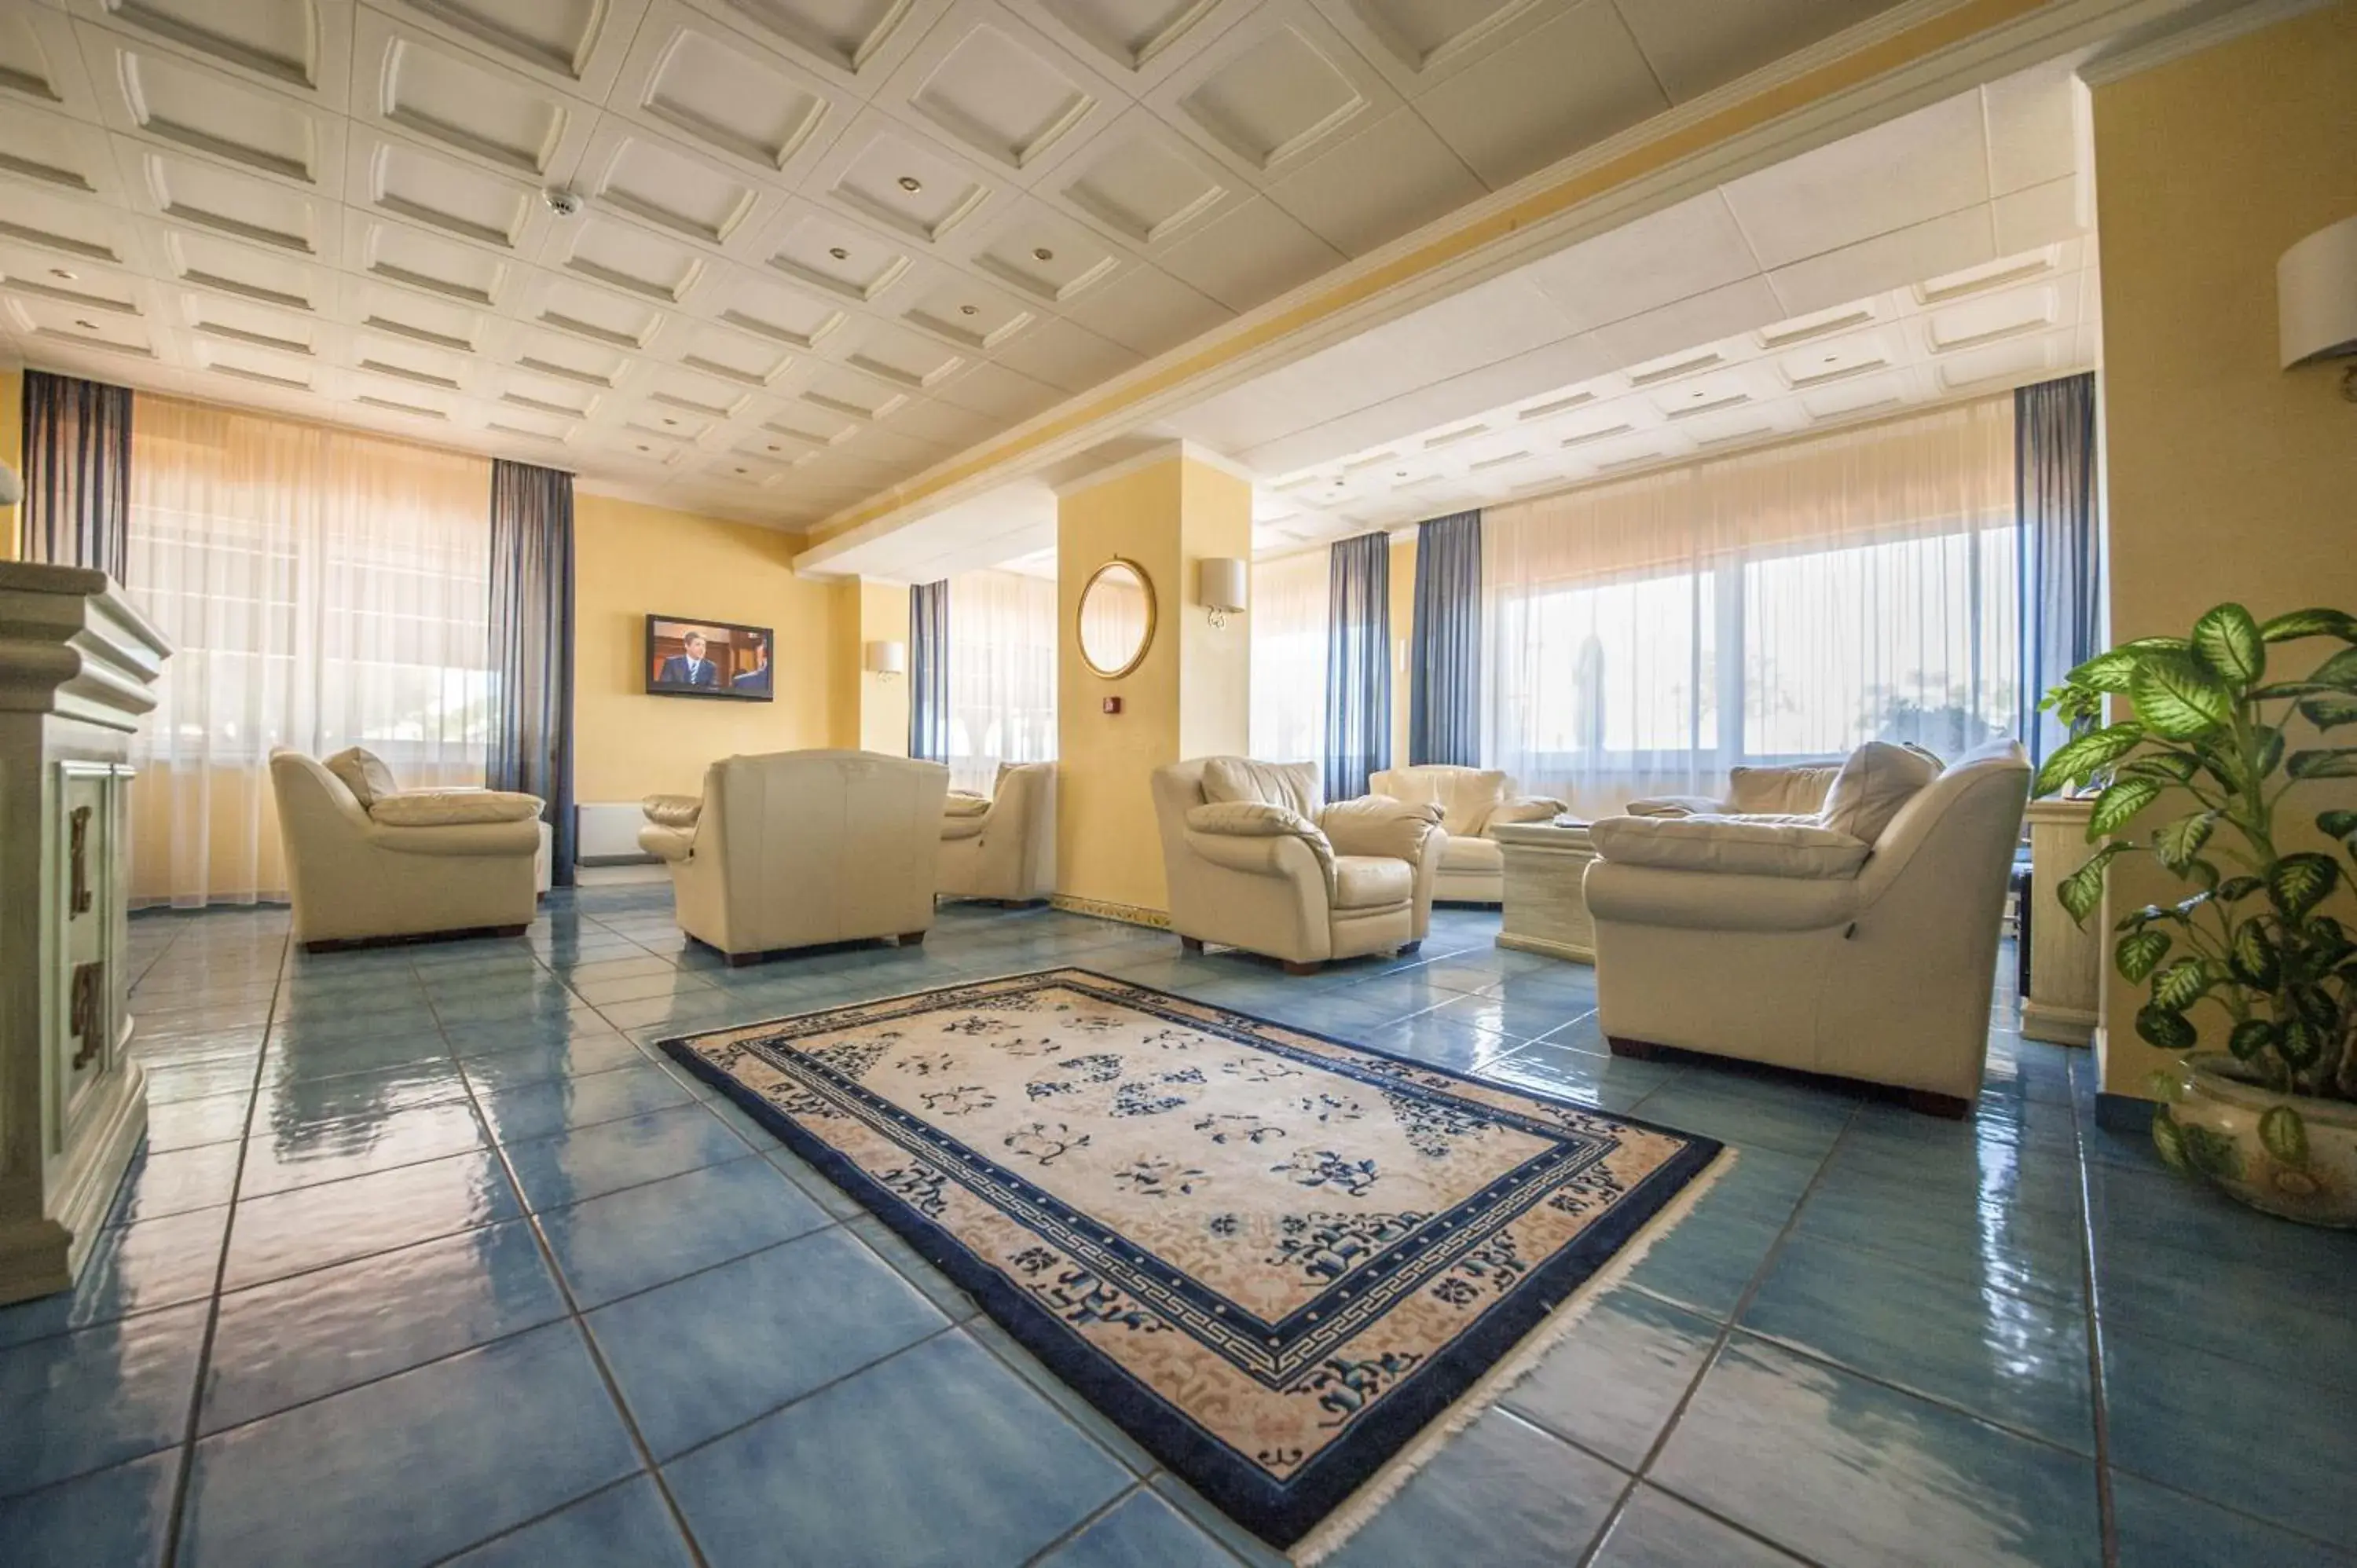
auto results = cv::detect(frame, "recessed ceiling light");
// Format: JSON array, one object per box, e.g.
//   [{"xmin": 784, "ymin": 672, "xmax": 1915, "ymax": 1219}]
[
  {"xmin": 960, "ymin": 304, "xmax": 978, "ymax": 316},
  {"xmin": 1692, "ymin": 390, "xmax": 1708, "ymax": 398},
  {"xmin": 662, "ymin": 417, "xmax": 677, "ymax": 426},
  {"xmin": 1032, "ymin": 247, "xmax": 1054, "ymax": 262},
  {"xmin": 829, "ymin": 247, "xmax": 849, "ymax": 261},
  {"xmin": 767, "ymin": 443, "xmax": 782, "ymax": 453},
  {"xmin": 74, "ymin": 319, "xmax": 96, "ymax": 330},
  {"xmin": 897, "ymin": 176, "xmax": 922, "ymax": 192},
  {"xmin": 734, "ymin": 467, "xmax": 747, "ymax": 474},
  {"xmin": 49, "ymin": 269, "xmax": 75, "ymax": 281}
]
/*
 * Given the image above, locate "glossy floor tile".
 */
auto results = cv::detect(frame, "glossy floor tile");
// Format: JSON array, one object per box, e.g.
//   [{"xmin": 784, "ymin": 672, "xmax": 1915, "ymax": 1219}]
[{"xmin": 0, "ymin": 893, "xmax": 2342, "ymax": 1566}]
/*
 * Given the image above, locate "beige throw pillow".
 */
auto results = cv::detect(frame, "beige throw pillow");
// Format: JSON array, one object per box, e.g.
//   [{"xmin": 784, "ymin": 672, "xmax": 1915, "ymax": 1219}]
[
  {"xmin": 641, "ymin": 793, "xmax": 702, "ymax": 829},
  {"xmin": 1200, "ymin": 757, "xmax": 1321, "ymax": 818},
  {"xmin": 1589, "ymin": 814, "xmax": 1871, "ymax": 879},
  {"xmin": 324, "ymin": 746, "xmax": 398, "ymax": 807},
  {"xmin": 1816, "ymin": 742, "xmax": 1940, "ymax": 845},
  {"xmin": 369, "ymin": 790, "xmax": 543, "ymax": 827},
  {"xmin": 1726, "ymin": 764, "xmax": 1842, "ymax": 816}
]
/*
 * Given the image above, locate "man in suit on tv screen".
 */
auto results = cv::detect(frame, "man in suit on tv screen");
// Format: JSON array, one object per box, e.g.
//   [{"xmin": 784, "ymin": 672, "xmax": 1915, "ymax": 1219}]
[
  {"xmin": 733, "ymin": 634, "xmax": 772, "ymax": 695},
  {"xmin": 658, "ymin": 630, "xmax": 723, "ymax": 688}
]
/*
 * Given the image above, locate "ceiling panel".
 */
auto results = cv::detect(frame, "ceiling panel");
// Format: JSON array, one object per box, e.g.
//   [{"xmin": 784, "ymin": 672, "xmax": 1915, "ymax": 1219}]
[{"xmin": 0, "ymin": 0, "xmax": 2090, "ymax": 529}]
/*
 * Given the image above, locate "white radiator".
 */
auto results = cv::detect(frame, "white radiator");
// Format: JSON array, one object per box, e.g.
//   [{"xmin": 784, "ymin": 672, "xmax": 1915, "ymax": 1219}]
[{"xmin": 577, "ymin": 802, "xmax": 656, "ymax": 864}]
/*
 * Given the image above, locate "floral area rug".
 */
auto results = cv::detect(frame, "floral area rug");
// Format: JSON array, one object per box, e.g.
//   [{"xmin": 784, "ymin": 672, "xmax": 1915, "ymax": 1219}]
[{"xmin": 661, "ymin": 969, "xmax": 1725, "ymax": 1559}]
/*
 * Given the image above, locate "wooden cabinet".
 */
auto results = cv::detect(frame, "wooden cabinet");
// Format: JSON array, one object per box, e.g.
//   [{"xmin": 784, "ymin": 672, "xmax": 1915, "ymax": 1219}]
[
  {"xmin": 0, "ymin": 563, "xmax": 170, "ymax": 1305},
  {"xmin": 2022, "ymin": 796, "xmax": 2102, "ymax": 1047}
]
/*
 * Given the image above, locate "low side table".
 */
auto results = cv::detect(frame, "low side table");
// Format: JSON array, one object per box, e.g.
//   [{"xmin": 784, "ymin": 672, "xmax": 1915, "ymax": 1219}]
[{"xmin": 1491, "ymin": 819, "xmax": 1598, "ymax": 965}]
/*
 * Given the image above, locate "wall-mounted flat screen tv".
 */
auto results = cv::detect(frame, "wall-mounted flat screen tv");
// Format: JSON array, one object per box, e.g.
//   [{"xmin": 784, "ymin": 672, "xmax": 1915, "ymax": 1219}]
[{"xmin": 645, "ymin": 615, "xmax": 774, "ymax": 702}]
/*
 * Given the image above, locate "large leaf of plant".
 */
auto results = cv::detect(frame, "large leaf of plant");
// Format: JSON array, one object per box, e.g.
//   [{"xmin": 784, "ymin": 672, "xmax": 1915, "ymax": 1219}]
[
  {"xmin": 2058, "ymin": 841, "xmax": 2128, "ymax": 925},
  {"xmin": 2036, "ymin": 723, "xmax": 2143, "ymax": 796},
  {"xmin": 2135, "ymin": 1003, "xmax": 2197, "ymax": 1050},
  {"xmin": 2151, "ymin": 811, "xmax": 2216, "ymax": 874},
  {"xmin": 2062, "ymin": 648, "xmax": 2141, "ymax": 691},
  {"xmin": 2308, "ymin": 646, "xmax": 2357, "ymax": 689},
  {"xmin": 2130, "ymin": 654, "xmax": 2232, "ymax": 738},
  {"xmin": 2267, "ymin": 852, "xmax": 2341, "ymax": 921},
  {"xmin": 2115, "ymin": 928, "xmax": 2172, "ymax": 981},
  {"xmin": 2259, "ymin": 607, "xmax": 2357, "ymax": 643},
  {"xmin": 2289, "ymin": 748, "xmax": 2357, "ymax": 779},
  {"xmin": 2150, "ymin": 957, "xmax": 2212, "ymax": 1011},
  {"xmin": 2193, "ymin": 603, "xmax": 2266, "ymax": 686},
  {"xmin": 2085, "ymin": 778, "xmax": 2161, "ymax": 837},
  {"xmin": 2298, "ymin": 695, "xmax": 2357, "ymax": 729},
  {"xmin": 2120, "ymin": 752, "xmax": 2201, "ymax": 783},
  {"xmin": 2227, "ymin": 1017, "xmax": 2277, "ymax": 1061},
  {"xmin": 2228, "ymin": 917, "xmax": 2281, "ymax": 987}
]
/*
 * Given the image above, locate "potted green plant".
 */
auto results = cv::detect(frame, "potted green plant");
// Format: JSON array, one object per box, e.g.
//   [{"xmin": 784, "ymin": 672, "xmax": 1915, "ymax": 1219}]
[{"xmin": 2040, "ymin": 603, "xmax": 2357, "ymax": 1226}]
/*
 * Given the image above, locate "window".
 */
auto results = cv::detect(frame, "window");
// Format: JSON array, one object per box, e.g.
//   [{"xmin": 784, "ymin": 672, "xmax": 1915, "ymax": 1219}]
[
  {"xmin": 945, "ymin": 567, "xmax": 1058, "ymax": 794},
  {"xmin": 1483, "ymin": 397, "xmax": 2018, "ymax": 815},
  {"xmin": 125, "ymin": 397, "xmax": 493, "ymax": 905}
]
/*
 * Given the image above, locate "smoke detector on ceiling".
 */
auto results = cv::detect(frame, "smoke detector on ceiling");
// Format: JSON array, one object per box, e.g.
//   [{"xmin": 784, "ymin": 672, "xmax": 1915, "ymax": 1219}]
[{"xmin": 542, "ymin": 188, "xmax": 583, "ymax": 218}]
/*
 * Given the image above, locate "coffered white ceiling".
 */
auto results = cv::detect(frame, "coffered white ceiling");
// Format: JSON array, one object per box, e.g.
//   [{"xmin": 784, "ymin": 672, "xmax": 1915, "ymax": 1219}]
[
  {"xmin": 0, "ymin": 0, "xmax": 1926, "ymax": 526},
  {"xmin": 808, "ymin": 53, "xmax": 2102, "ymax": 581}
]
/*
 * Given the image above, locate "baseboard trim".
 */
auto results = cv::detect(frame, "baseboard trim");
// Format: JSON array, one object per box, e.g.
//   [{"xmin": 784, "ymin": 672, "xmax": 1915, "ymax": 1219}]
[
  {"xmin": 1050, "ymin": 895, "xmax": 1171, "ymax": 930},
  {"xmin": 2094, "ymin": 1090, "xmax": 2154, "ymax": 1134}
]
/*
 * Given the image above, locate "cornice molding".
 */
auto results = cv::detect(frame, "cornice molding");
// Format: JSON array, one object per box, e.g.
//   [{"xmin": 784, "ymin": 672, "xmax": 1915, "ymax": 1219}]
[{"xmin": 2077, "ymin": 0, "xmax": 2332, "ymax": 82}]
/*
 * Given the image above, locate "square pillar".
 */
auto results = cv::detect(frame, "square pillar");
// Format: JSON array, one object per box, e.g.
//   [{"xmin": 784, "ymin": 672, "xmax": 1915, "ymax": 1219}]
[{"xmin": 1056, "ymin": 443, "xmax": 1252, "ymax": 921}]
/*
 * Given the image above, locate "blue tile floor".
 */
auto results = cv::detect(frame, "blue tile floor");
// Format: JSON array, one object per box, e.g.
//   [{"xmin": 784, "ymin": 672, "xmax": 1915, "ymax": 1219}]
[{"xmin": 5, "ymin": 888, "xmax": 2353, "ymax": 1566}]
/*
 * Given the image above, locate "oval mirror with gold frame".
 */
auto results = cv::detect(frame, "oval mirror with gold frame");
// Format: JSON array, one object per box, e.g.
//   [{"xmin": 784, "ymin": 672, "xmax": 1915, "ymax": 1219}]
[{"xmin": 1076, "ymin": 558, "xmax": 1156, "ymax": 679}]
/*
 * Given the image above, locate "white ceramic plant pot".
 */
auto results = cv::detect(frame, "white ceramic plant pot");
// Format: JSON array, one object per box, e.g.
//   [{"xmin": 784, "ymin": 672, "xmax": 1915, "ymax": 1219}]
[{"xmin": 2160, "ymin": 1053, "xmax": 2357, "ymax": 1228}]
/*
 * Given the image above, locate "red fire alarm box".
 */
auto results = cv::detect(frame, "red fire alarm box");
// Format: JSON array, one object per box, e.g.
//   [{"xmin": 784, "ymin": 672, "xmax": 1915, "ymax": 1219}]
[{"xmin": 1102, "ymin": 696, "xmax": 1122, "ymax": 715}]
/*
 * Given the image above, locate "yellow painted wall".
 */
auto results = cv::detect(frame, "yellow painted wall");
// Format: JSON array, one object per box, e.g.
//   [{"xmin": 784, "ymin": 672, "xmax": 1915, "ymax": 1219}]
[
  {"xmin": 2090, "ymin": 1, "xmax": 2357, "ymax": 1097},
  {"xmin": 573, "ymin": 493, "xmax": 837, "ymax": 802},
  {"xmin": 1058, "ymin": 454, "xmax": 1250, "ymax": 914},
  {"xmin": 1, "ymin": 364, "xmax": 21, "ymax": 560}
]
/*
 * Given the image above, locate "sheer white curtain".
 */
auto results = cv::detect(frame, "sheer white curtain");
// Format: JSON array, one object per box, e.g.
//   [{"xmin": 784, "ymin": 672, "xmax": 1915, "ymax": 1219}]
[
  {"xmin": 946, "ymin": 567, "xmax": 1058, "ymax": 795},
  {"xmin": 1483, "ymin": 397, "xmax": 2018, "ymax": 818},
  {"xmin": 125, "ymin": 397, "xmax": 493, "ymax": 907},
  {"xmin": 1250, "ymin": 547, "xmax": 1329, "ymax": 764}
]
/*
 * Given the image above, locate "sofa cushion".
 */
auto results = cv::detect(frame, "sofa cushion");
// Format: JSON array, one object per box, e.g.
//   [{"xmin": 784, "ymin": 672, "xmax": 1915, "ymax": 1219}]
[
  {"xmin": 1588, "ymin": 814, "xmax": 1871, "ymax": 878},
  {"xmin": 1439, "ymin": 834, "xmax": 1504, "ymax": 873},
  {"xmin": 1201, "ymin": 757, "xmax": 1321, "ymax": 818},
  {"xmin": 369, "ymin": 789, "xmax": 544, "ymax": 828},
  {"xmin": 1816, "ymin": 742, "xmax": 1940, "ymax": 845},
  {"xmin": 1726, "ymin": 764, "xmax": 1841, "ymax": 816},
  {"xmin": 940, "ymin": 814, "xmax": 987, "ymax": 841},
  {"xmin": 944, "ymin": 790, "xmax": 992, "ymax": 819},
  {"xmin": 324, "ymin": 746, "xmax": 398, "ymax": 807},
  {"xmin": 1373, "ymin": 767, "xmax": 1505, "ymax": 833},
  {"xmin": 1331, "ymin": 855, "xmax": 1413, "ymax": 909},
  {"xmin": 641, "ymin": 793, "xmax": 702, "ymax": 829}
]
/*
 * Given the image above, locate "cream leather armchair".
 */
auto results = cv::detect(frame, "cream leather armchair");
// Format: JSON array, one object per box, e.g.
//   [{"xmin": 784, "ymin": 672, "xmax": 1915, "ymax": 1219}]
[
  {"xmin": 1586, "ymin": 740, "xmax": 2031, "ymax": 1114},
  {"xmin": 269, "ymin": 749, "xmax": 542, "ymax": 951},
  {"xmin": 939, "ymin": 762, "xmax": 1056, "ymax": 904},
  {"xmin": 639, "ymin": 749, "xmax": 948, "ymax": 965},
  {"xmin": 1369, "ymin": 765, "xmax": 1563, "ymax": 903},
  {"xmin": 1152, "ymin": 757, "xmax": 1443, "ymax": 973}
]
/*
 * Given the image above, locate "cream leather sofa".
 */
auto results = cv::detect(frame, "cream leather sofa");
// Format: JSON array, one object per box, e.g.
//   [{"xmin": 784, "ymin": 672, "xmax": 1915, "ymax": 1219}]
[
  {"xmin": 269, "ymin": 748, "xmax": 544, "ymax": 951},
  {"xmin": 639, "ymin": 749, "xmax": 948, "ymax": 965},
  {"xmin": 939, "ymin": 762, "xmax": 1056, "ymax": 904},
  {"xmin": 1368, "ymin": 765, "xmax": 1564, "ymax": 903},
  {"xmin": 1587, "ymin": 740, "xmax": 2031, "ymax": 1114},
  {"xmin": 1151, "ymin": 757, "xmax": 1443, "ymax": 973},
  {"xmin": 1626, "ymin": 762, "xmax": 1840, "ymax": 819}
]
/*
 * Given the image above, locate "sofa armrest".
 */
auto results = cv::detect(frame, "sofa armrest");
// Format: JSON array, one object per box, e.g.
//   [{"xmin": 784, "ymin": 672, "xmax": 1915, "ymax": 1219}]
[
  {"xmin": 641, "ymin": 793, "xmax": 702, "ymax": 829},
  {"xmin": 1318, "ymin": 796, "xmax": 1441, "ymax": 863},
  {"xmin": 1623, "ymin": 794, "xmax": 1722, "ymax": 818},
  {"xmin": 637, "ymin": 823, "xmax": 695, "ymax": 863},
  {"xmin": 365, "ymin": 819, "xmax": 542, "ymax": 858},
  {"xmin": 1487, "ymin": 795, "xmax": 1567, "ymax": 829},
  {"xmin": 1183, "ymin": 802, "xmax": 1336, "ymax": 888},
  {"xmin": 1588, "ymin": 814, "xmax": 1871, "ymax": 879}
]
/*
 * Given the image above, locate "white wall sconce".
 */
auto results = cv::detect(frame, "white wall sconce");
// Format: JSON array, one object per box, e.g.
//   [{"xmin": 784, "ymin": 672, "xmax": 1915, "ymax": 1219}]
[
  {"xmin": 1199, "ymin": 557, "xmax": 1247, "ymax": 628},
  {"xmin": 864, "ymin": 639, "xmax": 906, "ymax": 680},
  {"xmin": 2279, "ymin": 212, "xmax": 2357, "ymax": 401},
  {"xmin": 0, "ymin": 463, "xmax": 20, "ymax": 507}
]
